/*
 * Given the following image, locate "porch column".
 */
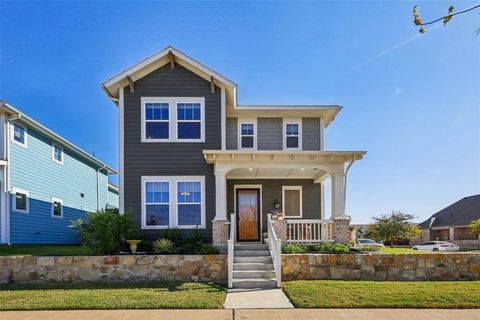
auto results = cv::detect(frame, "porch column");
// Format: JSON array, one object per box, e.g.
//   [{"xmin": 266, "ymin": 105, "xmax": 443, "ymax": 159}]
[
  {"xmin": 212, "ymin": 170, "xmax": 228, "ymax": 250},
  {"xmin": 331, "ymin": 172, "xmax": 346, "ymax": 218}
]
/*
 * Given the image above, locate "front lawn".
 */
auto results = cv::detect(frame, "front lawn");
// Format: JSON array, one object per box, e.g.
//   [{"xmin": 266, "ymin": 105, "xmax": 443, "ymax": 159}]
[
  {"xmin": 0, "ymin": 282, "xmax": 226, "ymax": 310},
  {"xmin": 282, "ymin": 280, "xmax": 480, "ymax": 308},
  {"xmin": 379, "ymin": 247, "xmax": 430, "ymax": 254},
  {"xmin": 0, "ymin": 245, "xmax": 89, "ymax": 256}
]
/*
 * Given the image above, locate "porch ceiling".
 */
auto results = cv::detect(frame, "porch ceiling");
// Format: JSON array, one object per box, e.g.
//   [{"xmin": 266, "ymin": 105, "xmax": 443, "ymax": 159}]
[{"xmin": 227, "ymin": 167, "xmax": 322, "ymax": 179}]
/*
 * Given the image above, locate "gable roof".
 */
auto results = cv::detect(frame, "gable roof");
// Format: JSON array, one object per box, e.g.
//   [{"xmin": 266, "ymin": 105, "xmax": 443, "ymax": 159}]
[
  {"xmin": 419, "ymin": 194, "xmax": 480, "ymax": 228},
  {"xmin": 0, "ymin": 101, "xmax": 117, "ymax": 174}
]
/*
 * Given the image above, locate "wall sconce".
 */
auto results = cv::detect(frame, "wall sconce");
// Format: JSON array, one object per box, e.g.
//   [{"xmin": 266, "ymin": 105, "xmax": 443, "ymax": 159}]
[{"xmin": 273, "ymin": 199, "xmax": 280, "ymax": 210}]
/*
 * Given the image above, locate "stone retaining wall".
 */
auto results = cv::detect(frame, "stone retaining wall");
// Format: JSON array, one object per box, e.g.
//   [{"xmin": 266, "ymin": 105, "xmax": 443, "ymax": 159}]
[
  {"xmin": 0, "ymin": 255, "xmax": 227, "ymax": 284},
  {"xmin": 282, "ymin": 253, "xmax": 480, "ymax": 281}
]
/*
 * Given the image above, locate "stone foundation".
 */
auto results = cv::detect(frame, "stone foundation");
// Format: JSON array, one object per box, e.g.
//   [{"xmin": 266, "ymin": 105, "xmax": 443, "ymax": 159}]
[
  {"xmin": 0, "ymin": 255, "xmax": 227, "ymax": 284},
  {"xmin": 332, "ymin": 217, "xmax": 351, "ymax": 244},
  {"xmin": 282, "ymin": 253, "xmax": 480, "ymax": 281}
]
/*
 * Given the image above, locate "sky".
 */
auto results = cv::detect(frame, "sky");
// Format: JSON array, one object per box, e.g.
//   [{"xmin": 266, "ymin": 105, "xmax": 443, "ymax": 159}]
[{"xmin": 1, "ymin": 1, "xmax": 479, "ymax": 224}]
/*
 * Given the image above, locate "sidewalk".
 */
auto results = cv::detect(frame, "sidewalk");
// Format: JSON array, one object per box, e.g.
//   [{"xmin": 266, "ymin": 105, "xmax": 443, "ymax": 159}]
[
  {"xmin": 1, "ymin": 309, "xmax": 479, "ymax": 320},
  {"xmin": 224, "ymin": 288, "xmax": 294, "ymax": 309}
]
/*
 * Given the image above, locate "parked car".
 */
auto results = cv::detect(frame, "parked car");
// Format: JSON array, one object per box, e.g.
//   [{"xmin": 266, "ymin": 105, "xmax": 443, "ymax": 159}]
[
  {"xmin": 412, "ymin": 241, "xmax": 459, "ymax": 252},
  {"xmin": 355, "ymin": 238, "xmax": 385, "ymax": 247}
]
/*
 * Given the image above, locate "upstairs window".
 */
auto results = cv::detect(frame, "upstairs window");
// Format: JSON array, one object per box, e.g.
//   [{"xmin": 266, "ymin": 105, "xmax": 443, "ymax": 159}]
[
  {"xmin": 177, "ymin": 103, "xmax": 201, "ymax": 140},
  {"xmin": 240, "ymin": 123, "xmax": 255, "ymax": 149},
  {"xmin": 52, "ymin": 143, "xmax": 63, "ymax": 164},
  {"xmin": 145, "ymin": 103, "xmax": 169, "ymax": 140},
  {"xmin": 12, "ymin": 187, "xmax": 29, "ymax": 213},
  {"xmin": 12, "ymin": 123, "xmax": 27, "ymax": 147},
  {"xmin": 284, "ymin": 120, "xmax": 302, "ymax": 150},
  {"xmin": 51, "ymin": 197, "xmax": 63, "ymax": 218},
  {"xmin": 145, "ymin": 181, "xmax": 170, "ymax": 227}
]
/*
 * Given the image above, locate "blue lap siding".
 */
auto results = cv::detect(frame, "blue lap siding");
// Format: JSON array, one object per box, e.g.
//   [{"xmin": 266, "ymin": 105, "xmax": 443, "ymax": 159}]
[{"xmin": 9, "ymin": 123, "xmax": 110, "ymax": 244}]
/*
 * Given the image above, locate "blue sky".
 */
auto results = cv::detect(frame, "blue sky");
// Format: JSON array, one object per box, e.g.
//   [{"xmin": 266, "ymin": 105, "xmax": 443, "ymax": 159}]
[{"xmin": 1, "ymin": 1, "xmax": 479, "ymax": 224}]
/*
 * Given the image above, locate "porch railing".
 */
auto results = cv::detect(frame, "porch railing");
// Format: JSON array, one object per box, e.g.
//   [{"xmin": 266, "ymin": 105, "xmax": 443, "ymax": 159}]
[
  {"xmin": 267, "ymin": 214, "xmax": 282, "ymax": 288},
  {"xmin": 286, "ymin": 219, "xmax": 333, "ymax": 243},
  {"xmin": 227, "ymin": 213, "xmax": 235, "ymax": 288}
]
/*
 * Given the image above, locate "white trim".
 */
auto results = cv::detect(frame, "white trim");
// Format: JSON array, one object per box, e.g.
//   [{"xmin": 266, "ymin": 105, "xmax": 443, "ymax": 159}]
[
  {"xmin": 51, "ymin": 142, "xmax": 64, "ymax": 164},
  {"xmin": 238, "ymin": 118, "xmax": 257, "ymax": 150},
  {"xmin": 140, "ymin": 97, "xmax": 205, "ymax": 143},
  {"xmin": 10, "ymin": 122, "xmax": 27, "ymax": 148},
  {"xmin": 221, "ymin": 87, "xmax": 226, "ymax": 150},
  {"xmin": 51, "ymin": 197, "xmax": 63, "ymax": 219},
  {"xmin": 282, "ymin": 185, "xmax": 303, "ymax": 218},
  {"xmin": 12, "ymin": 187, "xmax": 29, "ymax": 214},
  {"xmin": 233, "ymin": 184, "xmax": 263, "ymax": 242},
  {"xmin": 283, "ymin": 118, "xmax": 302, "ymax": 151},
  {"xmin": 119, "ymin": 88, "xmax": 125, "ymax": 214},
  {"xmin": 141, "ymin": 176, "xmax": 206, "ymax": 230}
]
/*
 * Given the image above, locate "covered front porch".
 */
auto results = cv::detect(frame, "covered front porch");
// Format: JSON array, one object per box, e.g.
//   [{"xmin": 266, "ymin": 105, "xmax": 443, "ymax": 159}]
[{"xmin": 204, "ymin": 150, "xmax": 365, "ymax": 246}]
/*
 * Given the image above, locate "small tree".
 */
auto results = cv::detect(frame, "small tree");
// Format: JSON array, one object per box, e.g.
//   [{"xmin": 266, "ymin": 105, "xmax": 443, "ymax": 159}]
[
  {"xmin": 365, "ymin": 211, "xmax": 418, "ymax": 247},
  {"xmin": 469, "ymin": 219, "xmax": 480, "ymax": 249}
]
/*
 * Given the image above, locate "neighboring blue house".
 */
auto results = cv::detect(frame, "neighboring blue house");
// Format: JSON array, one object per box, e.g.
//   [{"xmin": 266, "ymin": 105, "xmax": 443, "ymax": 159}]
[{"xmin": 0, "ymin": 101, "xmax": 117, "ymax": 244}]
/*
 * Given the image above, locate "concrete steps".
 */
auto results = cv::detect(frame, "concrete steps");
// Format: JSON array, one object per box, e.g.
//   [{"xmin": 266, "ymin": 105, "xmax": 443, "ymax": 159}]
[{"xmin": 232, "ymin": 243, "xmax": 276, "ymax": 289}]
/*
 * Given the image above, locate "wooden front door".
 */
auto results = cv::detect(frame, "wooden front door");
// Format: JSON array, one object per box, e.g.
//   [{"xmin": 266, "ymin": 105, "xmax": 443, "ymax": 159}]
[{"xmin": 236, "ymin": 189, "xmax": 260, "ymax": 242}]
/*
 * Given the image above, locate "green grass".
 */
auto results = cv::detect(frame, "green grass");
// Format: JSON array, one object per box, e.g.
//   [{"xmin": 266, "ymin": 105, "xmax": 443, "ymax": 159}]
[
  {"xmin": 0, "ymin": 282, "xmax": 227, "ymax": 310},
  {"xmin": 0, "ymin": 245, "xmax": 89, "ymax": 256},
  {"xmin": 283, "ymin": 280, "xmax": 480, "ymax": 308},
  {"xmin": 379, "ymin": 247, "xmax": 430, "ymax": 254}
]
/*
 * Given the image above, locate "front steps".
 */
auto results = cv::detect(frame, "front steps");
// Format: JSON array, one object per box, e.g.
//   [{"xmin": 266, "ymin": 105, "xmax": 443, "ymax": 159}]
[{"xmin": 232, "ymin": 243, "xmax": 277, "ymax": 289}]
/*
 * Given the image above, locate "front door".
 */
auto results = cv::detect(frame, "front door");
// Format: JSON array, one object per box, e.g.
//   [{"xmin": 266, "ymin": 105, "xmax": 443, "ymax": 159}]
[{"xmin": 236, "ymin": 189, "xmax": 260, "ymax": 242}]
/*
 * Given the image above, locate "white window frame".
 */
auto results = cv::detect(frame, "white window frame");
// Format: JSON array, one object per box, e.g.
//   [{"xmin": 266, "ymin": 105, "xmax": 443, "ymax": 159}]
[
  {"xmin": 283, "ymin": 118, "xmax": 302, "ymax": 150},
  {"xmin": 282, "ymin": 185, "xmax": 303, "ymax": 218},
  {"xmin": 141, "ymin": 176, "xmax": 205, "ymax": 230},
  {"xmin": 141, "ymin": 97, "xmax": 205, "ymax": 143},
  {"xmin": 11, "ymin": 122, "xmax": 28, "ymax": 148},
  {"xmin": 238, "ymin": 119, "xmax": 257, "ymax": 150},
  {"xmin": 51, "ymin": 197, "xmax": 63, "ymax": 219},
  {"xmin": 12, "ymin": 187, "xmax": 29, "ymax": 213},
  {"xmin": 51, "ymin": 143, "xmax": 64, "ymax": 164}
]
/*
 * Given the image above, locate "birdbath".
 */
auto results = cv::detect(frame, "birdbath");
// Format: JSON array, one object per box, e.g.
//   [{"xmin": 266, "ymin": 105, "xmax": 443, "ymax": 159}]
[{"xmin": 126, "ymin": 240, "xmax": 141, "ymax": 254}]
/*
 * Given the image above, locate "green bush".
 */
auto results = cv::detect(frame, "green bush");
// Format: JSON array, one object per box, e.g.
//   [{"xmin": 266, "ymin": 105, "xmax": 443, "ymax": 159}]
[
  {"xmin": 162, "ymin": 227, "xmax": 179, "ymax": 243},
  {"xmin": 283, "ymin": 243, "xmax": 308, "ymax": 254},
  {"xmin": 153, "ymin": 238, "xmax": 175, "ymax": 254},
  {"xmin": 72, "ymin": 209, "xmax": 139, "ymax": 255},
  {"xmin": 177, "ymin": 240, "xmax": 219, "ymax": 255},
  {"xmin": 314, "ymin": 242, "xmax": 349, "ymax": 253}
]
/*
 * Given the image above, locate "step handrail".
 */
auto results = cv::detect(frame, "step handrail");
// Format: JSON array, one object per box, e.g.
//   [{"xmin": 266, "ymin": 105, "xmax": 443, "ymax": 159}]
[
  {"xmin": 227, "ymin": 213, "xmax": 235, "ymax": 288},
  {"xmin": 267, "ymin": 214, "xmax": 282, "ymax": 288}
]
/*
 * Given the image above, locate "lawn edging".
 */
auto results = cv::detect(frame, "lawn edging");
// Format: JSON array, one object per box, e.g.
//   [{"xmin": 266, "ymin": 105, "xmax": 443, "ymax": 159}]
[
  {"xmin": 282, "ymin": 253, "xmax": 480, "ymax": 281},
  {"xmin": 0, "ymin": 254, "xmax": 227, "ymax": 284}
]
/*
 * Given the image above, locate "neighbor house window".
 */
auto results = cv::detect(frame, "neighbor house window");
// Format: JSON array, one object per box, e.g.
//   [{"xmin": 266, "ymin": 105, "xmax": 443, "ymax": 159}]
[
  {"xmin": 12, "ymin": 123, "xmax": 27, "ymax": 147},
  {"xmin": 12, "ymin": 187, "xmax": 29, "ymax": 213},
  {"xmin": 141, "ymin": 176, "xmax": 205, "ymax": 229},
  {"xmin": 284, "ymin": 120, "xmax": 301, "ymax": 150},
  {"xmin": 282, "ymin": 186, "xmax": 302, "ymax": 218},
  {"xmin": 177, "ymin": 103, "xmax": 201, "ymax": 139},
  {"xmin": 51, "ymin": 197, "xmax": 63, "ymax": 218},
  {"xmin": 141, "ymin": 97, "xmax": 204, "ymax": 142},
  {"xmin": 240, "ymin": 123, "xmax": 255, "ymax": 149},
  {"xmin": 52, "ymin": 143, "xmax": 63, "ymax": 164},
  {"xmin": 145, "ymin": 102, "xmax": 169, "ymax": 140}
]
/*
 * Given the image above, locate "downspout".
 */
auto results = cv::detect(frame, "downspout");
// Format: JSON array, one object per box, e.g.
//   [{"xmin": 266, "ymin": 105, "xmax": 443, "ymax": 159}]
[
  {"xmin": 343, "ymin": 156, "xmax": 356, "ymax": 212},
  {"xmin": 5, "ymin": 112, "xmax": 21, "ymax": 244}
]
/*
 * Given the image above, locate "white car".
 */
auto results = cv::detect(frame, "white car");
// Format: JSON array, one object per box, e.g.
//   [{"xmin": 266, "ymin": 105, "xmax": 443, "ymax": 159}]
[
  {"xmin": 355, "ymin": 238, "xmax": 385, "ymax": 247},
  {"xmin": 412, "ymin": 241, "xmax": 459, "ymax": 252}
]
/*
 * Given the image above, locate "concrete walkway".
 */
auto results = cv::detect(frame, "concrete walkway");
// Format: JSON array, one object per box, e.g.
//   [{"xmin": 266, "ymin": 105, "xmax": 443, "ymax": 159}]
[
  {"xmin": 1, "ymin": 309, "xmax": 479, "ymax": 320},
  {"xmin": 224, "ymin": 288, "xmax": 294, "ymax": 309}
]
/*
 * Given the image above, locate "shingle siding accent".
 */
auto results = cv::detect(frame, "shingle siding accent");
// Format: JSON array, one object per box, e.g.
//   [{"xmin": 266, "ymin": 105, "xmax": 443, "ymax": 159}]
[
  {"xmin": 227, "ymin": 179, "xmax": 322, "ymax": 229},
  {"xmin": 302, "ymin": 118, "xmax": 321, "ymax": 151},
  {"xmin": 257, "ymin": 118, "xmax": 282, "ymax": 150},
  {"xmin": 123, "ymin": 63, "xmax": 221, "ymax": 242},
  {"xmin": 226, "ymin": 117, "xmax": 238, "ymax": 150}
]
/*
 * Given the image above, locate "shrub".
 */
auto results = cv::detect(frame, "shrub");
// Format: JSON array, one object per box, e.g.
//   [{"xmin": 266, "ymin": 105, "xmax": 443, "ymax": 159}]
[
  {"xmin": 163, "ymin": 227, "xmax": 179, "ymax": 243},
  {"xmin": 358, "ymin": 245, "xmax": 381, "ymax": 252},
  {"xmin": 72, "ymin": 209, "xmax": 139, "ymax": 255},
  {"xmin": 153, "ymin": 238, "xmax": 175, "ymax": 254},
  {"xmin": 177, "ymin": 241, "xmax": 219, "ymax": 255},
  {"xmin": 314, "ymin": 242, "xmax": 349, "ymax": 253},
  {"xmin": 283, "ymin": 243, "xmax": 308, "ymax": 254}
]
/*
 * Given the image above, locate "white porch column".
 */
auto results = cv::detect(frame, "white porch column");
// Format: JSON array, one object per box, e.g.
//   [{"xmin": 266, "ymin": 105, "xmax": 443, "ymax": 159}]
[
  {"xmin": 214, "ymin": 171, "xmax": 227, "ymax": 220},
  {"xmin": 331, "ymin": 172, "xmax": 346, "ymax": 218}
]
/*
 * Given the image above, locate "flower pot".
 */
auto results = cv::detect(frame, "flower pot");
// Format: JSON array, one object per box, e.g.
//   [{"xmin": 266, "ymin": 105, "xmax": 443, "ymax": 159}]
[{"xmin": 126, "ymin": 240, "xmax": 141, "ymax": 254}]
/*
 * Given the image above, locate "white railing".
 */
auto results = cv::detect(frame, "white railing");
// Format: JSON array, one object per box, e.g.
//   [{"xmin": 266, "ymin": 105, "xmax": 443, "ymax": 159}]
[
  {"xmin": 227, "ymin": 213, "xmax": 235, "ymax": 288},
  {"xmin": 286, "ymin": 219, "xmax": 333, "ymax": 243},
  {"xmin": 267, "ymin": 214, "xmax": 282, "ymax": 288}
]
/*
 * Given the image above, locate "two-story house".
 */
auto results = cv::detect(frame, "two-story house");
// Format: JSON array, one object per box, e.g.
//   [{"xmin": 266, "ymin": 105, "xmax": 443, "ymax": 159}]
[
  {"xmin": 101, "ymin": 46, "xmax": 365, "ymax": 247},
  {"xmin": 0, "ymin": 101, "xmax": 117, "ymax": 244}
]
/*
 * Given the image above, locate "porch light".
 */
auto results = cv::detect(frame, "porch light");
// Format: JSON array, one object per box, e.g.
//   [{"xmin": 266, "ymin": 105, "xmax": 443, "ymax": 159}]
[
  {"xmin": 300, "ymin": 168, "xmax": 305, "ymax": 171},
  {"xmin": 248, "ymin": 168, "xmax": 253, "ymax": 171},
  {"xmin": 273, "ymin": 199, "xmax": 280, "ymax": 209}
]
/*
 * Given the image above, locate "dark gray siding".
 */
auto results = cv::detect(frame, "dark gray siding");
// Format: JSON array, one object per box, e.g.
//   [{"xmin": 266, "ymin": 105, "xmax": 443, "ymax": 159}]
[
  {"xmin": 123, "ymin": 63, "xmax": 221, "ymax": 242},
  {"xmin": 227, "ymin": 179, "xmax": 322, "ymax": 232},
  {"xmin": 226, "ymin": 117, "xmax": 238, "ymax": 150},
  {"xmin": 257, "ymin": 118, "xmax": 282, "ymax": 150},
  {"xmin": 302, "ymin": 118, "xmax": 321, "ymax": 151}
]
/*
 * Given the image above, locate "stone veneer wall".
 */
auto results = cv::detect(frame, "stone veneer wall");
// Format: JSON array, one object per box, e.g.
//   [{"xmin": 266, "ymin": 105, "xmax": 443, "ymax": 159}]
[
  {"xmin": 282, "ymin": 253, "xmax": 480, "ymax": 281},
  {"xmin": 0, "ymin": 255, "xmax": 227, "ymax": 284}
]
